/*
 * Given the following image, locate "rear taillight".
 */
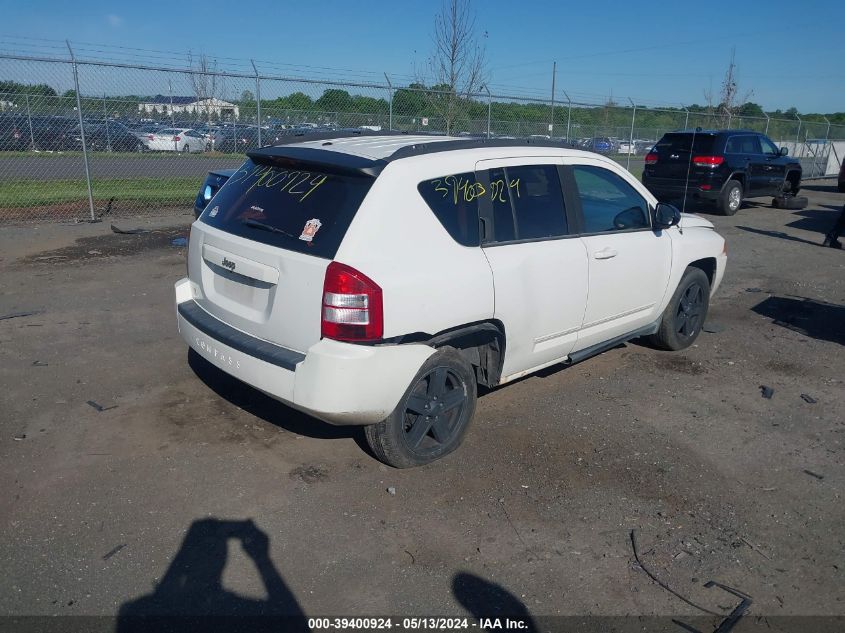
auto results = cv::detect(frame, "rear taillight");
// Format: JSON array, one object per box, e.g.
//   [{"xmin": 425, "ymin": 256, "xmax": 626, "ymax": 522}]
[
  {"xmin": 147, "ymin": 134, "xmax": 154, "ymax": 140},
  {"xmin": 692, "ymin": 155, "xmax": 724, "ymax": 167},
  {"xmin": 645, "ymin": 152, "xmax": 658, "ymax": 164},
  {"xmin": 321, "ymin": 262, "xmax": 383, "ymax": 342},
  {"xmin": 174, "ymin": 136, "xmax": 181, "ymax": 142}
]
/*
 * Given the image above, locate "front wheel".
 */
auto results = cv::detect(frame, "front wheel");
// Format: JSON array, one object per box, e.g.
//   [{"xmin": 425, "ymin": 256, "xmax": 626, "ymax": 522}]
[
  {"xmin": 182, "ymin": 144, "xmax": 190, "ymax": 153},
  {"xmin": 718, "ymin": 179, "xmax": 743, "ymax": 215},
  {"xmin": 364, "ymin": 347, "xmax": 476, "ymax": 468},
  {"xmin": 647, "ymin": 267, "xmax": 710, "ymax": 351}
]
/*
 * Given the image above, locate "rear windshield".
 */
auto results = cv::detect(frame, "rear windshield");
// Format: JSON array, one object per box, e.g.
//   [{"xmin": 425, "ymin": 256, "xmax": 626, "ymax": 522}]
[
  {"xmin": 199, "ymin": 158, "xmax": 373, "ymax": 259},
  {"xmin": 655, "ymin": 133, "xmax": 716, "ymax": 154}
]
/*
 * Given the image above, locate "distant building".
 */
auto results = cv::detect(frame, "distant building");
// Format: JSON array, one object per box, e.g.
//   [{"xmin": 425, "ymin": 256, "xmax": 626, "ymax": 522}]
[{"xmin": 137, "ymin": 96, "xmax": 239, "ymax": 119}]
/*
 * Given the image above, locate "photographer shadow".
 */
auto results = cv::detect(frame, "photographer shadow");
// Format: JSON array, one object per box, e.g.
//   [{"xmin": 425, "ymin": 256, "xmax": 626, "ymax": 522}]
[
  {"xmin": 117, "ymin": 518, "xmax": 308, "ymax": 633},
  {"xmin": 452, "ymin": 572, "xmax": 538, "ymax": 632}
]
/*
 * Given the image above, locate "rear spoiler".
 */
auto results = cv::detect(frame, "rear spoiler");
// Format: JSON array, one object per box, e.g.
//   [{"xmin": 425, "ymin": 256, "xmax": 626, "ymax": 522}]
[{"xmin": 247, "ymin": 146, "xmax": 386, "ymax": 178}]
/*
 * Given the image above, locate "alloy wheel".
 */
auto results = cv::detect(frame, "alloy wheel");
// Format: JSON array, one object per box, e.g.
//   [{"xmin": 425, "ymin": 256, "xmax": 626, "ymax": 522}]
[
  {"xmin": 675, "ymin": 282, "xmax": 705, "ymax": 338},
  {"xmin": 402, "ymin": 366, "xmax": 467, "ymax": 454}
]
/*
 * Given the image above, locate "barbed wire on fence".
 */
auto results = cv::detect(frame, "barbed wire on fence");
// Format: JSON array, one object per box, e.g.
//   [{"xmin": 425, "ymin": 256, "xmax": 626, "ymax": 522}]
[{"xmin": 1, "ymin": 46, "xmax": 843, "ymax": 224}]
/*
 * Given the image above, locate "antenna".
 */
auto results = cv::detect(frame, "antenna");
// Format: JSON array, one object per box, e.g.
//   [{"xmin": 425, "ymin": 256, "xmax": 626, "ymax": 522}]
[{"xmin": 680, "ymin": 127, "xmax": 699, "ymax": 215}]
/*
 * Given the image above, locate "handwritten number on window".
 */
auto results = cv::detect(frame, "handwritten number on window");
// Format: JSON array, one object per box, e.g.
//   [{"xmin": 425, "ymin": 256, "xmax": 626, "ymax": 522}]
[
  {"xmin": 233, "ymin": 164, "xmax": 329, "ymax": 203},
  {"xmin": 428, "ymin": 175, "xmax": 519, "ymax": 205}
]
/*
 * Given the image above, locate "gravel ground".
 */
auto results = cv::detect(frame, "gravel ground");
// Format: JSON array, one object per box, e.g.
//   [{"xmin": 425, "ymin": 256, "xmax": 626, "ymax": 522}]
[{"xmin": 0, "ymin": 183, "xmax": 843, "ymax": 631}]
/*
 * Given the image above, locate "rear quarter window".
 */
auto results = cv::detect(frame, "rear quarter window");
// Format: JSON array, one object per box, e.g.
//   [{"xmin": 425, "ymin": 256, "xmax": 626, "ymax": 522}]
[
  {"xmin": 417, "ymin": 173, "xmax": 481, "ymax": 246},
  {"xmin": 199, "ymin": 158, "xmax": 373, "ymax": 259}
]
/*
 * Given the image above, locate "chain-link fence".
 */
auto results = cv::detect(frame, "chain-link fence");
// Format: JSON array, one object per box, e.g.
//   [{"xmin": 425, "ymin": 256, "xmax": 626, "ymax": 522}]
[{"xmin": 1, "ymin": 49, "xmax": 843, "ymax": 224}]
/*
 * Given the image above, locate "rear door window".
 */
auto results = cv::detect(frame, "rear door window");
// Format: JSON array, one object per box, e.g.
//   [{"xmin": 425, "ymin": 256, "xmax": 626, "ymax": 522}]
[
  {"xmin": 726, "ymin": 135, "xmax": 761, "ymax": 154},
  {"xmin": 200, "ymin": 158, "xmax": 373, "ymax": 259},
  {"xmin": 485, "ymin": 164, "xmax": 569, "ymax": 242}
]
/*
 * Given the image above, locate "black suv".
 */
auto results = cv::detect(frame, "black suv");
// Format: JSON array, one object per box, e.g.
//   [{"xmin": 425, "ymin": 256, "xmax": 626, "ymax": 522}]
[{"xmin": 642, "ymin": 130, "xmax": 802, "ymax": 215}]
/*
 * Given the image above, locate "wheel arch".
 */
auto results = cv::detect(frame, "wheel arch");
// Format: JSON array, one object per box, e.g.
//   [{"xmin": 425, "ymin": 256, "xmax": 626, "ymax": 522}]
[
  {"xmin": 687, "ymin": 257, "xmax": 716, "ymax": 288},
  {"xmin": 784, "ymin": 169, "xmax": 801, "ymax": 192},
  {"xmin": 424, "ymin": 320, "xmax": 506, "ymax": 388},
  {"xmin": 724, "ymin": 172, "xmax": 746, "ymax": 190}
]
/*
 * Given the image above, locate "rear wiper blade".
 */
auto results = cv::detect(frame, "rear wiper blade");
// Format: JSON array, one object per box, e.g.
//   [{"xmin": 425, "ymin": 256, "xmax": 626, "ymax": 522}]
[{"xmin": 241, "ymin": 219, "xmax": 297, "ymax": 240}]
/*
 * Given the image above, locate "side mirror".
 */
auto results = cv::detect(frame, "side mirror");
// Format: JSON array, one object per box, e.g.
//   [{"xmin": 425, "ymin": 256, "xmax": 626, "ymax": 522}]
[
  {"xmin": 654, "ymin": 202, "xmax": 681, "ymax": 229},
  {"xmin": 779, "ymin": 146, "xmax": 788, "ymax": 156}
]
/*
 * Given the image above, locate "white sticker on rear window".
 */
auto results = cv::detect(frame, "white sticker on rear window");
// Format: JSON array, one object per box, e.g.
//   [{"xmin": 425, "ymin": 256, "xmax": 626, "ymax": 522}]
[
  {"xmin": 209, "ymin": 205, "xmax": 220, "ymax": 217},
  {"xmin": 299, "ymin": 218, "xmax": 322, "ymax": 242}
]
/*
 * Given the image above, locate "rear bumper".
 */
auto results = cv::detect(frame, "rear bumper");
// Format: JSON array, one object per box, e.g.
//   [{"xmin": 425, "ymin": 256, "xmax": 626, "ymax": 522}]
[
  {"xmin": 175, "ymin": 278, "xmax": 435, "ymax": 425},
  {"xmin": 642, "ymin": 177, "xmax": 721, "ymax": 203}
]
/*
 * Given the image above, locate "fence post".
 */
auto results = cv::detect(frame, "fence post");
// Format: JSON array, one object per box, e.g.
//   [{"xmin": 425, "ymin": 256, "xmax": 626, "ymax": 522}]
[
  {"xmin": 103, "ymin": 93, "xmax": 111, "ymax": 151},
  {"xmin": 626, "ymin": 98, "xmax": 636, "ymax": 171},
  {"xmin": 764, "ymin": 112, "xmax": 770, "ymax": 135},
  {"xmin": 795, "ymin": 114, "xmax": 802, "ymax": 156},
  {"xmin": 483, "ymin": 85, "xmax": 491, "ymax": 138},
  {"xmin": 563, "ymin": 90, "xmax": 571, "ymax": 143},
  {"xmin": 167, "ymin": 79, "xmax": 174, "ymax": 127},
  {"xmin": 251, "ymin": 60, "xmax": 262, "ymax": 146},
  {"xmin": 549, "ymin": 61, "xmax": 556, "ymax": 137},
  {"xmin": 24, "ymin": 93, "xmax": 35, "ymax": 150},
  {"xmin": 682, "ymin": 105, "xmax": 689, "ymax": 130},
  {"xmin": 384, "ymin": 73, "xmax": 393, "ymax": 131},
  {"xmin": 66, "ymin": 40, "xmax": 95, "ymax": 222}
]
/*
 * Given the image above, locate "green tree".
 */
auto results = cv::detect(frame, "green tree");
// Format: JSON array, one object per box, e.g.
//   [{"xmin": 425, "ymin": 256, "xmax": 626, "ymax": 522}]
[
  {"xmin": 286, "ymin": 92, "xmax": 313, "ymax": 110},
  {"xmin": 0, "ymin": 81, "xmax": 57, "ymax": 96}
]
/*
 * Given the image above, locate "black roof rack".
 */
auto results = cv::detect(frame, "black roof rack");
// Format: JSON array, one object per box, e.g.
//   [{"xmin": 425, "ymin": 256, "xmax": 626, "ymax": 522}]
[
  {"xmin": 385, "ymin": 137, "xmax": 573, "ymax": 161},
  {"xmin": 263, "ymin": 129, "xmax": 414, "ymax": 147},
  {"xmin": 248, "ymin": 131, "xmax": 579, "ymax": 176}
]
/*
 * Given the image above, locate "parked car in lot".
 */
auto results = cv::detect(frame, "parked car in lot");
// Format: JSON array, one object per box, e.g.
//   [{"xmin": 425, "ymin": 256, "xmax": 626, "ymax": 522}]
[
  {"xmin": 617, "ymin": 140, "xmax": 636, "ymax": 155},
  {"xmin": 642, "ymin": 130, "xmax": 802, "ymax": 215},
  {"xmin": 212, "ymin": 126, "xmax": 262, "ymax": 153},
  {"xmin": 0, "ymin": 115, "xmax": 30, "ymax": 150},
  {"xmin": 176, "ymin": 132, "xmax": 727, "ymax": 467},
  {"xmin": 74, "ymin": 121, "xmax": 145, "ymax": 152},
  {"xmin": 584, "ymin": 137, "xmax": 614, "ymax": 154},
  {"xmin": 634, "ymin": 140, "xmax": 655, "ymax": 155},
  {"xmin": 141, "ymin": 128, "xmax": 209, "ymax": 152},
  {"xmin": 194, "ymin": 168, "xmax": 236, "ymax": 217},
  {"xmin": 14, "ymin": 116, "xmax": 77, "ymax": 151}
]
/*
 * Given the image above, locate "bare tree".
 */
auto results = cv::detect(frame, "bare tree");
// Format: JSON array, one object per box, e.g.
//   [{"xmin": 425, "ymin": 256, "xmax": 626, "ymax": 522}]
[
  {"xmin": 187, "ymin": 53, "xmax": 224, "ymax": 127},
  {"xmin": 422, "ymin": 0, "xmax": 488, "ymax": 134},
  {"xmin": 718, "ymin": 48, "xmax": 753, "ymax": 127}
]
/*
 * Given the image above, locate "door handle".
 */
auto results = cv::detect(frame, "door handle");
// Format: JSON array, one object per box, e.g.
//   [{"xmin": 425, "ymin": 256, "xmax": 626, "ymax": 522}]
[{"xmin": 593, "ymin": 248, "xmax": 618, "ymax": 260}]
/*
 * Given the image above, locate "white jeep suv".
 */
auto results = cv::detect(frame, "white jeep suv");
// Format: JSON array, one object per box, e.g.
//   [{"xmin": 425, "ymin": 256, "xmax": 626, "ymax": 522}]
[{"xmin": 175, "ymin": 133, "xmax": 727, "ymax": 468}]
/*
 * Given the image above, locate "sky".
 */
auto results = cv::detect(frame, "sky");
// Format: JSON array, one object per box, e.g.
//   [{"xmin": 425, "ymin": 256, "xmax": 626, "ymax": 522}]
[{"xmin": 1, "ymin": 0, "xmax": 843, "ymax": 113}]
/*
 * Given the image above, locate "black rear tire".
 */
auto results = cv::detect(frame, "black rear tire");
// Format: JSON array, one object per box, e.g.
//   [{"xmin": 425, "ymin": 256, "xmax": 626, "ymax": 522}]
[
  {"xmin": 365, "ymin": 347, "xmax": 476, "ymax": 468},
  {"xmin": 718, "ymin": 179, "xmax": 743, "ymax": 216},
  {"xmin": 647, "ymin": 267, "xmax": 710, "ymax": 351}
]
